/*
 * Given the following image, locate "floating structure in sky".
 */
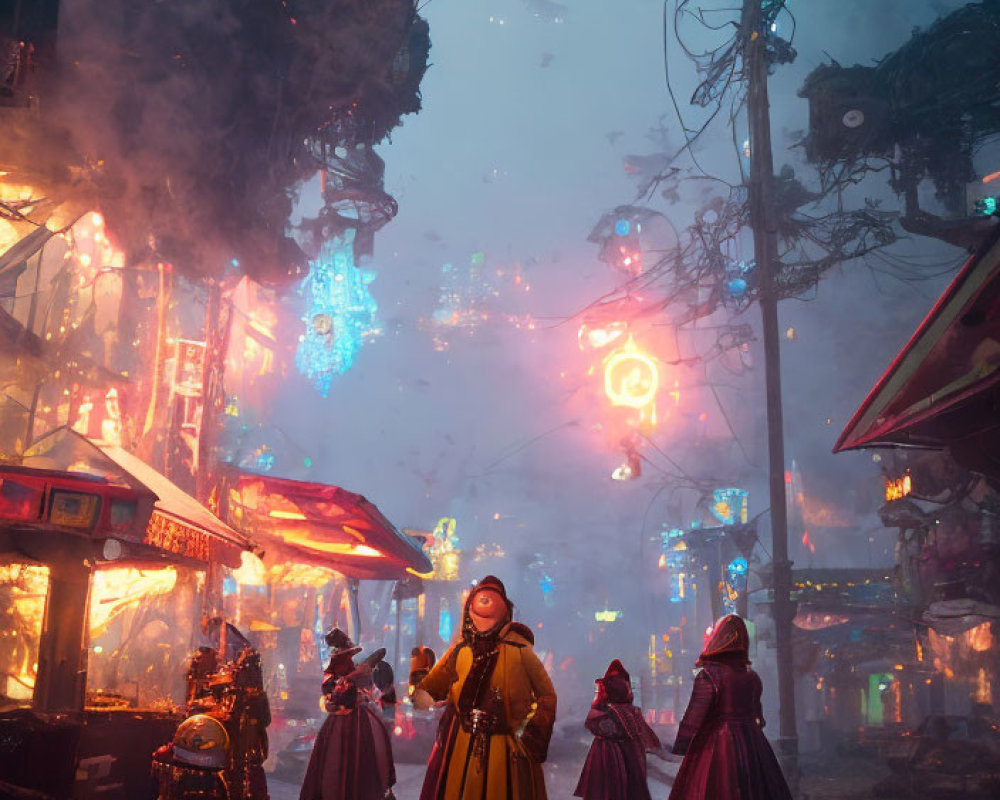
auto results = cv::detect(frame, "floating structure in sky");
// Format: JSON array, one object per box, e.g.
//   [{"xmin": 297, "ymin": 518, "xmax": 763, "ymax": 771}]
[{"xmin": 295, "ymin": 232, "xmax": 381, "ymax": 397}]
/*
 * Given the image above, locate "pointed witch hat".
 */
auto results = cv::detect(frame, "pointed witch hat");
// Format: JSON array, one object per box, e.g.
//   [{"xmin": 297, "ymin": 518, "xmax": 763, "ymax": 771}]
[{"xmin": 324, "ymin": 627, "xmax": 363, "ymax": 659}]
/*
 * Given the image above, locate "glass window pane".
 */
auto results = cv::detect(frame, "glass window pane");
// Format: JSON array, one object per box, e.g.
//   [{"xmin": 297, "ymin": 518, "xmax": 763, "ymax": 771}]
[
  {"xmin": 86, "ymin": 567, "xmax": 198, "ymax": 711},
  {"xmin": 0, "ymin": 563, "xmax": 49, "ymax": 709}
]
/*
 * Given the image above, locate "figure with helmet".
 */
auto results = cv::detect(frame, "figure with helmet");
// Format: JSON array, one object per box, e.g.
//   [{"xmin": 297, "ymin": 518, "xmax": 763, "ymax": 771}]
[{"xmin": 412, "ymin": 575, "xmax": 557, "ymax": 800}]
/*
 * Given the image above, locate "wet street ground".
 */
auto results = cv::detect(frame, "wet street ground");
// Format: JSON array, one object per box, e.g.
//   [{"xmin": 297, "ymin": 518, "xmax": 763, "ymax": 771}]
[
  {"xmin": 267, "ymin": 754, "xmax": 679, "ymax": 799},
  {"xmin": 266, "ymin": 751, "xmax": 902, "ymax": 800}
]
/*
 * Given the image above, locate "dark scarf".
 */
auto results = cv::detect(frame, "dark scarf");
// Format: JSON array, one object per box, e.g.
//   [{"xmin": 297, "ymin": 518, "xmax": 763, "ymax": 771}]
[{"xmin": 457, "ymin": 619, "xmax": 505, "ymax": 716}]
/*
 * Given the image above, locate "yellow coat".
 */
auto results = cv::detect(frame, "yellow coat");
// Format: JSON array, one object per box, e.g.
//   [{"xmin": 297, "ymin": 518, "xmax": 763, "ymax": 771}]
[{"xmin": 418, "ymin": 624, "xmax": 557, "ymax": 800}]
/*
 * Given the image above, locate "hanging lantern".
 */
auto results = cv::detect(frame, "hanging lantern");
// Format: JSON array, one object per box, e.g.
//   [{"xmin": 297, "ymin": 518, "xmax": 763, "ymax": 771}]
[{"xmin": 603, "ymin": 337, "xmax": 659, "ymax": 410}]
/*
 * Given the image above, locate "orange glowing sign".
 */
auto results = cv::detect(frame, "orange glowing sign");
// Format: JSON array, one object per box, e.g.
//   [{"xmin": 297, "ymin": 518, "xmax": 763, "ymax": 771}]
[
  {"xmin": 603, "ymin": 337, "xmax": 659, "ymax": 410},
  {"xmin": 143, "ymin": 512, "xmax": 213, "ymax": 562},
  {"xmin": 172, "ymin": 339, "xmax": 206, "ymax": 396},
  {"xmin": 884, "ymin": 473, "xmax": 912, "ymax": 502}
]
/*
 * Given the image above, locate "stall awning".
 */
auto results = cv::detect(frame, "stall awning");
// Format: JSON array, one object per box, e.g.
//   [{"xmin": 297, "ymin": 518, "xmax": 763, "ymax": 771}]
[
  {"xmin": 218, "ymin": 466, "xmax": 432, "ymax": 580},
  {"xmin": 835, "ymin": 226, "xmax": 1000, "ymax": 468},
  {"xmin": 14, "ymin": 427, "xmax": 252, "ymax": 567}
]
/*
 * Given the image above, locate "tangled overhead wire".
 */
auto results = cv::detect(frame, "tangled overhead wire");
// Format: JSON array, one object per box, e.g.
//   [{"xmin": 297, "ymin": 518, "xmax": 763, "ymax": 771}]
[{"xmin": 591, "ymin": 0, "xmax": 914, "ymax": 331}]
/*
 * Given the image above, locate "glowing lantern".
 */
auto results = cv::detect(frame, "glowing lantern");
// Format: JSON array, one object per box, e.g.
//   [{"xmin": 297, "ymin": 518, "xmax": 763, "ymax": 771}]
[
  {"xmin": 603, "ymin": 337, "xmax": 659, "ymax": 410},
  {"xmin": 884, "ymin": 472, "xmax": 912, "ymax": 502},
  {"xmin": 974, "ymin": 196, "xmax": 999, "ymax": 216},
  {"xmin": 726, "ymin": 277, "xmax": 747, "ymax": 297},
  {"xmin": 578, "ymin": 321, "xmax": 628, "ymax": 351},
  {"xmin": 727, "ymin": 557, "xmax": 748, "ymax": 577},
  {"xmin": 233, "ymin": 551, "xmax": 268, "ymax": 586}
]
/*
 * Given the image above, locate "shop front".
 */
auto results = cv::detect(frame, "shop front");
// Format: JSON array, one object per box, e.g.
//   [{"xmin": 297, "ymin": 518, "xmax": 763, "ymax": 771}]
[
  {"xmin": 0, "ymin": 428, "xmax": 252, "ymax": 799},
  {"xmin": 211, "ymin": 466, "xmax": 432, "ymax": 772}
]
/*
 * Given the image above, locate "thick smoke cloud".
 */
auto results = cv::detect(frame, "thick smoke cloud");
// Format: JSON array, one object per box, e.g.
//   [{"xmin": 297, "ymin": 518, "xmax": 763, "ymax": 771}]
[{"xmin": 7, "ymin": 0, "xmax": 426, "ymax": 284}]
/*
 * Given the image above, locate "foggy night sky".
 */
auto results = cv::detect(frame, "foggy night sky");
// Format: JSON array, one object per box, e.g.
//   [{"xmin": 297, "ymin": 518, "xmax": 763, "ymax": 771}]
[{"xmin": 270, "ymin": 0, "xmax": 966, "ymax": 682}]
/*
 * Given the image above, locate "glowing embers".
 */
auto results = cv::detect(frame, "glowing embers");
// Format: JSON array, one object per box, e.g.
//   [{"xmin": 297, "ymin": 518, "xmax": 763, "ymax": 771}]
[
  {"xmin": 603, "ymin": 336, "xmax": 659, "ymax": 413},
  {"xmin": 296, "ymin": 233, "xmax": 380, "ymax": 397}
]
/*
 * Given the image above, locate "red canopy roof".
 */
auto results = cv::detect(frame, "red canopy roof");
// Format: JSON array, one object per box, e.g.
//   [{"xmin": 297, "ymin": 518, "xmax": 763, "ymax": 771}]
[
  {"xmin": 217, "ymin": 466, "xmax": 432, "ymax": 580},
  {"xmin": 835, "ymin": 224, "xmax": 1000, "ymax": 470},
  {"xmin": 12, "ymin": 428, "xmax": 252, "ymax": 567}
]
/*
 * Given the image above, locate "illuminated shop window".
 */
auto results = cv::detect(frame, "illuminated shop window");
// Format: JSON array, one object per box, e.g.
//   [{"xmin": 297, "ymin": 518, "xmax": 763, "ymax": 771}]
[
  {"xmin": 0, "ymin": 564, "xmax": 49, "ymax": 708},
  {"xmin": 86, "ymin": 566, "xmax": 200, "ymax": 710}
]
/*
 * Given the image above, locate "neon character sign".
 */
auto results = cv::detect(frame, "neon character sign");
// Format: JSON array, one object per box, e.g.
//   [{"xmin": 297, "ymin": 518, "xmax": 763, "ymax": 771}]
[{"xmin": 603, "ymin": 336, "xmax": 659, "ymax": 411}]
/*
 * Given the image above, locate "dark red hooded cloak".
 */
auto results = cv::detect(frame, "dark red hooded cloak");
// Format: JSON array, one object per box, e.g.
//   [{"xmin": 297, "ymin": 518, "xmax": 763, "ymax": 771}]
[
  {"xmin": 668, "ymin": 615, "xmax": 792, "ymax": 800},
  {"xmin": 574, "ymin": 659, "xmax": 662, "ymax": 800}
]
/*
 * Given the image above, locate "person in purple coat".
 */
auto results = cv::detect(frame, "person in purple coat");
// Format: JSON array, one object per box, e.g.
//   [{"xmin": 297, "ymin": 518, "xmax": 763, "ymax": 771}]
[
  {"xmin": 668, "ymin": 615, "xmax": 793, "ymax": 800},
  {"xmin": 299, "ymin": 628, "xmax": 396, "ymax": 800},
  {"xmin": 574, "ymin": 660, "xmax": 662, "ymax": 800}
]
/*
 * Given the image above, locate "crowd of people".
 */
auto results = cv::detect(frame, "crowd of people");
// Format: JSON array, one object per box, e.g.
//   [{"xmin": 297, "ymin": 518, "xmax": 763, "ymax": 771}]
[{"xmin": 297, "ymin": 576, "xmax": 792, "ymax": 800}]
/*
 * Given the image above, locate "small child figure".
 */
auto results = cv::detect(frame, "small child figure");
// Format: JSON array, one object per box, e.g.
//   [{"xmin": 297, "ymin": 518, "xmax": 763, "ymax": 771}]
[{"xmin": 574, "ymin": 660, "xmax": 662, "ymax": 800}]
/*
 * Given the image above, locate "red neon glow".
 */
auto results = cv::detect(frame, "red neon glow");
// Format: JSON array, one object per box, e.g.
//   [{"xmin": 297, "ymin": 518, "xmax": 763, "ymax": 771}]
[{"xmin": 604, "ymin": 337, "xmax": 659, "ymax": 410}]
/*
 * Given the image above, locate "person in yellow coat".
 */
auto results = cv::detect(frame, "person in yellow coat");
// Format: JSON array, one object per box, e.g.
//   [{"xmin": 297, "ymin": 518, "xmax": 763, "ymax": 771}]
[{"xmin": 413, "ymin": 576, "xmax": 557, "ymax": 800}]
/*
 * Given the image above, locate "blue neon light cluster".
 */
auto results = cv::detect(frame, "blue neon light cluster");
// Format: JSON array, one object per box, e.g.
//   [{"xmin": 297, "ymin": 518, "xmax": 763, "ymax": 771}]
[
  {"xmin": 439, "ymin": 601, "xmax": 454, "ymax": 643},
  {"xmin": 661, "ymin": 527, "xmax": 688, "ymax": 603},
  {"xmin": 295, "ymin": 232, "xmax": 380, "ymax": 397},
  {"xmin": 710, "ymin": 487, "xmax": 749, "ymax": 525}
]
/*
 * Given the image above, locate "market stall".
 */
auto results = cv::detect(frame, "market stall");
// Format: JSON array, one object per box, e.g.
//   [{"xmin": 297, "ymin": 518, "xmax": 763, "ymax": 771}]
[
  {"xmin": 216, "ymin": 466, "xmax": 431, "ymax": 643},
  {"xmin": 834, "ymin": 225, "xmax": 1000, "ymax": 479},
  {"xmin": 211, "ymin": 467, "xmax": 431, "ymax": 756},
  {"xmin": 0, "ymin": 428, "xmax": 252, "ymax": 799},
  {"xmin": 836, "ymin": 225, "xmax": 1000, "ymax": 724}
]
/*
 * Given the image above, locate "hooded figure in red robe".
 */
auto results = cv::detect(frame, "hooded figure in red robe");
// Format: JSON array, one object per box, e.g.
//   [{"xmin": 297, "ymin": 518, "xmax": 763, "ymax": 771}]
[
  {"xmin": 574, "ymin": 659, "xmax": 662, "ymax": 800},
  {"xmin": 298, "ymin": 628, "xmax": 396, "ymax": 800},
  {"xmin": 668, "ymin": 615, "xmax": 792, "ymax": 800}
]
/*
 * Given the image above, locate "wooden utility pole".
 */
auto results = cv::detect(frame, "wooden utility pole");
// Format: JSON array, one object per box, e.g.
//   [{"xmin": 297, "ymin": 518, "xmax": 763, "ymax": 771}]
[{"xmin": 741, "ymin": 0, "xmax": 799, "ymax": 786}]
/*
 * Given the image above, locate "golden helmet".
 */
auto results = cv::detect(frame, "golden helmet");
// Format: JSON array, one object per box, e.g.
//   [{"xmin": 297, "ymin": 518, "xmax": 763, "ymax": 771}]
[{"xmin": 172, "ymin": 714, "xmax": 230, "ymax": 769}]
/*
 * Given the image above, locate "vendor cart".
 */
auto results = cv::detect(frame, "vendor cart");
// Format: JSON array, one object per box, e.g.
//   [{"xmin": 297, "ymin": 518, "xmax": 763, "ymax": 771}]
[
  {"xmin": 0, "ymin": 428, "xmax": 253, "ymax": 800},
  {"xmin": 212, "ymin": 466, "xmax": 432, "ymax": 776}
]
